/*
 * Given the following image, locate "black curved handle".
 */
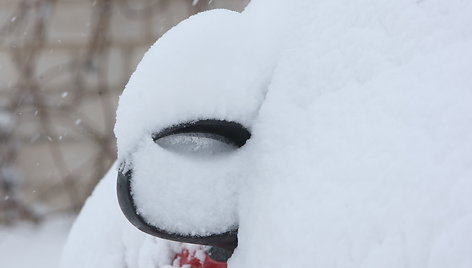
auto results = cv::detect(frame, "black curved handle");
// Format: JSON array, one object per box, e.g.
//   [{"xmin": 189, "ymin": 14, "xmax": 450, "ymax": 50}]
[
  {"xmin": 116, "ymin": 119, "xmax": 251, "ymax": 257},
  {"xmin": 152, "ymin": 119, "xmax": 251, "ymax": 147},
  {"xmin": 117, "ymin": 169, "xmax": 239, "ymax": 253}
]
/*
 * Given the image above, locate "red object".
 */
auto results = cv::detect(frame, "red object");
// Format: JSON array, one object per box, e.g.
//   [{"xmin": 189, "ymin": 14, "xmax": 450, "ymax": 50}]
[{"xmin": 176, "ymin": 249, "xmax": 227, "ymax": 268}]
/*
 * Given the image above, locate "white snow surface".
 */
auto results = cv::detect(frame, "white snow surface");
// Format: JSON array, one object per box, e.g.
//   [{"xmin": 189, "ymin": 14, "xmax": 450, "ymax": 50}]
[
  {"xmin": 63, "ymin": 0, "xmax": 472, "ymax": 267},
  {"xmin": 0, "ymin": 216, "xmax": 74, "ymax": 268}
]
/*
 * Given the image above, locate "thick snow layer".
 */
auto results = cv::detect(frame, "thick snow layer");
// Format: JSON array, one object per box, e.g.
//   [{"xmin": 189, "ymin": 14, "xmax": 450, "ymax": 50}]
[
  {"xmin": 131, "ymin": 137, "xmax": 243, "ymax": 235},
  {"xmin": 115, "ymin": 9, "xmax": 278, "ymax": 164},
  {"xmin": 63, "ymin": 0, "xmax": 472, "ymax": 267},
  {"xmin": 114, "ymin": 8, "xmax": 288, "ymax": 236},
  {"xmin": 230, "ymin": 1, "xmax": 472, "ymax": 267}
]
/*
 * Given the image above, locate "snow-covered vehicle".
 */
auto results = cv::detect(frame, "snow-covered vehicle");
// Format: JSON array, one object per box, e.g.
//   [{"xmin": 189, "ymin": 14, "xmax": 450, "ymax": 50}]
[{"xmin": 61, "ymin": 0, "xmax": 472, "ymax": 267}]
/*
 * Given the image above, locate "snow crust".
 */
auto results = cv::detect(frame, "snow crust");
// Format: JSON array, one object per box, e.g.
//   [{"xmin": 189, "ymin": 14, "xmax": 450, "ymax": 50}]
[{"xmin": 63, "ymin": 0, "xmax": 472, "ymax": 267}]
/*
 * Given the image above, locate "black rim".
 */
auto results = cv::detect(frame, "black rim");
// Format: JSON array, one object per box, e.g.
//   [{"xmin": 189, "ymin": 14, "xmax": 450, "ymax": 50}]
[
  {"xmin": 152, "ymin": 119, "xmax": 251, "ymax": 147},
  {"xmin": 117, "ymin": 170, "xmax": 238, "ymax": 252},
  {"xmin": 117, "ymin": 120, "xmax": 251, "ymax": 254}
]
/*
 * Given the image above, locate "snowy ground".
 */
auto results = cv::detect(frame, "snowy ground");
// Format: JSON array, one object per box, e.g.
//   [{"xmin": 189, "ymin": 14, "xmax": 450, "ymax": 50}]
[{"xmin": 0, "ymin": 215, "xmax": 75, "ymax": 268}]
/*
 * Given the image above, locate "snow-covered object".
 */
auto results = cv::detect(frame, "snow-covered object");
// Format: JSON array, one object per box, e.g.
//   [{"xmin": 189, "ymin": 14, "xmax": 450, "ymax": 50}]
[
  {"xmin": 113, "ymin": 9, "xmax": 286, "ymax": 236},
  {"xmin": 62, "ymin": 0, "xmax": 472, "ymax": 267}
]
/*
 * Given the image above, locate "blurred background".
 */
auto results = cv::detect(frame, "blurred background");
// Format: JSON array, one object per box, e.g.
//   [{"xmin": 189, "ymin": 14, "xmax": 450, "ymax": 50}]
[
  {"xmin": 0, "ymin": 0, "xmax": 247, "ymax": 266},
  {"xmin": 0, "ymin": 0, "xmax": 248, "ymax": 224}
]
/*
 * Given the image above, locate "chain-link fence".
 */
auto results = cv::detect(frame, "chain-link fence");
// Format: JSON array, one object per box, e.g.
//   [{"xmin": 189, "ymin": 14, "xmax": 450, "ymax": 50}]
[{"xmin": 0, "ymin": 0, "xmax": 248, "ymax": 225}]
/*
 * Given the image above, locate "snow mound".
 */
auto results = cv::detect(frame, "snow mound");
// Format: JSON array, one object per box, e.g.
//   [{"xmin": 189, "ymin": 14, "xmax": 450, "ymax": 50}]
[
  {"xmin": 63, "ymin": 0, "xmax": 472, "ymax": 267},
  {"xmin": 114, "ymin": 9, "xmax": 284, "ymax": 235},
  {"xmin": 231, "ymin": 0, "xmax": 472, "ymax": 267}
]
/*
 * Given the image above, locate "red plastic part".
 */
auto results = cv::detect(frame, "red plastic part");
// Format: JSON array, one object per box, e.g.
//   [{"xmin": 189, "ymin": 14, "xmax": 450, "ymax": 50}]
[{"xmin": 176, "ymin": 249, "xmax": 227, "ymax": 268}]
